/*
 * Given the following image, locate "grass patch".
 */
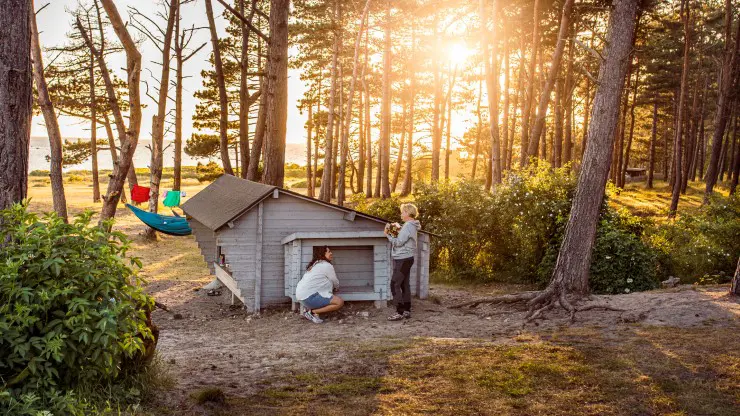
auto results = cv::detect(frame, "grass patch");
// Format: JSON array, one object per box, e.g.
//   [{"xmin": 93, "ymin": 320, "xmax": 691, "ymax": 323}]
[
  {"xmin": 191, "ymin": 387, "xmax": 226, "ymax": 405},
  {"xmin": 222, "ymin": 326, "xmax": 739, "ymax": 416}
]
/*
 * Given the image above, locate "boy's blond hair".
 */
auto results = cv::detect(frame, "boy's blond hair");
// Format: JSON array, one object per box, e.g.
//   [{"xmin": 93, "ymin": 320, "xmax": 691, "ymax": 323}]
[{"xmin": 400, "ymin": 203, "xmax": 418, "ymax": 219}]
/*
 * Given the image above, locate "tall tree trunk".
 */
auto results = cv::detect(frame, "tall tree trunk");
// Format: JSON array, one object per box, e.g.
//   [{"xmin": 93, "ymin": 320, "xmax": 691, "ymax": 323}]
[
  {"xmin": 510, "ymin": 37, "xmax": 524, "ymax": 170},
  {"xmin": 526, "ymin": 0, "xmax": 575, "ymax": 162},
  {"xmin": 306, "ymin": 101, "xmax": 314, "ymax": 197},
  {"xmin": 90, "ymin": 0, "xmax": 142, "ymax": 222},
  {"xmin": 520, "ymin": 0, "xmax": 540, "ymax": 167},
  {"xmin": 472, "ymin": 76, "xmax": 483, "ymax": 180},
  {"xmin": 431, "ymin": 11, "xmax": 442, "ymax": 182},
  {"xmin": 239, "ymin": 0, "xmax": 256, "ymax": 179},
  {"xmin": 0, "ymin": 0, "xmax": 31, "ymax": 213},
  {"xmin": 205, "ymin": 0, "xmax": 234, "ymax": 176},
  {"xmin": 502, "ymin": 41, "xmax": 510, "ymax": 172},
  {"xmin": 247, "ymin": 76, "xmax": 267, "ymax": 181},
  {"xmin": 669, "ymin": 0, "xmax": 691, "ymax": 217},
  {"xmin": 173, "ymin": 3, "xmax": 183, "ymax": 190},
  {"xmin": 533, "ymin": 0, "xmax": 640, "ymax": 310},
  {"xmin": 333, "ymin": 68, "xmax": 342, "ymax": 200},
  {"xmin": 580, "ymin": 74, "xmax": 591, "ymax": 162},
  {"xmin": 621, "ymin": 62, "xmax": 640, "ymax": 187},
  {"xmin": 554, "ymin": 77, "xmax": 564, "ymax": 167},
  {"xmin": 89, "ymin": 46, "xmax": 100, "ymax": 203},
  {"xmin": 613, "ymin": 58, "xmax": 632, "ymax": 185},
  {"xmin": 705, "ymin": 0, "xmax": 739, "ymax": 201},
  {"xmin": 261, "ymin": 0, "xmax": 290, "ymax": 187},
  {"xmin": 379, "ymin": 0, "xmax": 392, "ymax": 198},
  {"xmin": 731, "ymin": 113, "xmax": 740, "ymax": 195},
  {"xmin": 648, "ymin": 98, "xmax": 658, "ymax": 188},
  {"xmin": 364, "ymin": 21, "xmax": 373, "ymax": 197},
  {"xmin": 145, "ymin": 0, "xmax": 178, "ymax": 240},
  {"xmin": 338, "ymin": 0, "xmax": 371, "ymax": 205},
  {"xmin": 401, "ymin": 25, "xmax": 415, "ymax": 197},
  {"xmin": 562, "ymin": 21, "xmax": 575, "ymax": 167},
  {"xmin": 444, "ymin": 66, "xmax": 457, "ymax": 181},
  {"xmin": 393, "ymin": 102, "xmax": 406, "ymax": 191},
  {"xmin": 320, "ymin": 0, "xmax": 340, "ymax": 201},
  {"xmin": 30, "ymin": 1, "xmax": 68, "ymax": 221},
  {"xmin": 481, "ymin": 0, "xmax": 501, "ymax": 185},
  {"xmin": 401, "ymin": 78, "xmax": 414, "ymax": 196},
  {"xmin": 683, "ymin": 74, "xmax": 701, "ymax": 193}
]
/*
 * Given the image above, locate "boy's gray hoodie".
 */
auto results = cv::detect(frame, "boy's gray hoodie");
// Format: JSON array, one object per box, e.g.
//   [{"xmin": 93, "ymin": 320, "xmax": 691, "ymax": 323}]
[{"xmin": 387, "ymin": 220, "xmax": 421, "ymax": 259}]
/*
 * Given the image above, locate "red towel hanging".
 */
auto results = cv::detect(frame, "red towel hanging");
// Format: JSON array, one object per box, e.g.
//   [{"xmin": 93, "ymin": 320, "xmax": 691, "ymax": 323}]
[{"xmin": 131, "ymin": 185, "xmax": 151, "ymax": 203}]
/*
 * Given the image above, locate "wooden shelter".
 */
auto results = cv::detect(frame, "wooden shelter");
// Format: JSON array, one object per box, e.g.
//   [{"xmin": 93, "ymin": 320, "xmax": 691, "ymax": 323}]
[{"xmin": 182, "ymin": 175, "xmax": 431, "ymax": 312}]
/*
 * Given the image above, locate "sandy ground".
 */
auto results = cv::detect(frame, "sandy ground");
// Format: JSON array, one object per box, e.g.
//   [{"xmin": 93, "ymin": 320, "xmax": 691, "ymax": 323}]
[{"xmin": 147, "ymin": 260, "xmax": 740, "ymax": 412}]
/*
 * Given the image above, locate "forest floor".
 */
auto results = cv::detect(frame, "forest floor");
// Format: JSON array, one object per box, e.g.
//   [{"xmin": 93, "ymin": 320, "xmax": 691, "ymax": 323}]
[{"xmin": 26, "ymin": 177, "xmax": 740, "ymax": 415}]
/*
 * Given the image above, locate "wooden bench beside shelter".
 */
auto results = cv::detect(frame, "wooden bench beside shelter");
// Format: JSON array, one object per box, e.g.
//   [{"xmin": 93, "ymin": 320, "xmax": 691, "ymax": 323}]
[{"xmin": 182, "ymin": 175, "xmax": 432, "ymax": 312}]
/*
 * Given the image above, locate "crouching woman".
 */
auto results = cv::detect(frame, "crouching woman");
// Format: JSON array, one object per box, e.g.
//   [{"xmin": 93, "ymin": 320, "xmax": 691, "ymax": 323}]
[{"xmin": 295, "ymin": 246, "xmax": 344, "ymax": 324}]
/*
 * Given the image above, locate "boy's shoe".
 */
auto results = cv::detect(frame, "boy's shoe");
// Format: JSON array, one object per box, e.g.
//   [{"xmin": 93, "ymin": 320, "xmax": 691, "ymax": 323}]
[
  {"xmin": 402, "ymin": 311, "xmax": 411, "ymax": 319},
  {"xmin": 302, "ymin": 310, "xmax": 323, "ymax": 324},
  {"xmin": 387, "ymin": 313, "xmax": 405, "ymax": 321}
]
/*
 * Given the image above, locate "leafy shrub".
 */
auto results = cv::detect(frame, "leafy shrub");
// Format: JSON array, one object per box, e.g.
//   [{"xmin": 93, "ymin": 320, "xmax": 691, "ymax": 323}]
[
  {"xmin": 196, "ymin": 161, "xmax": 224, "ymax": 182},
  {"xmin": 358, "ymin": 165, "xmax": 661, "ymax": 294},
  {"xmin": 363, "ymin": 195, "xmax": 403, "ymax": 224},
  {"xmin": 538, "ymin": 207, "xmax": 659, "ymax": 294},
  {"xmin": 65, "ymin": 174, "xmax": 85, "ymax": 183},
  {"xmin": 648, "ymin": 195, "xmax": 740, "ymax": 284},
  {"xmin": 0, "ymin": 204, "xmax": 154, "ymax": 413},
  {"xmin": 29, "ymin": 170, "xmax": 50, "ymax": 177}
]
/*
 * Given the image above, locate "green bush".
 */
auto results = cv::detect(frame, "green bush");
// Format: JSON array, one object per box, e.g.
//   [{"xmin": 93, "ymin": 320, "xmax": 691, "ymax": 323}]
[
  {"xmin": 648, "ymin": 195, "xmax": 740, "ymax": 284},
  {"xmin": 538, "ymin": 207, "xmax": 659, "ymax": 294},
  {"xmin": 29, "ymin": 170, "xmax": 50, "ymax": 177},
  {"xmin": 0, "ymin": 204, "xmax": 154, "ymax": 413},
  {"xmin": 363, "ymin": 195, "xmax": 404, "ymax": 224},
  {"xmin": 357, "ymin": 165, "xmax": 661, "ymax": 294}
]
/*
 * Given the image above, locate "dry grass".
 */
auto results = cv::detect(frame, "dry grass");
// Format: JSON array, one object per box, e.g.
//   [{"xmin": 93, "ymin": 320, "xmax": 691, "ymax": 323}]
[{"xmin": 211, "ymin": 325, "xmax": 739, "ymax": 416}]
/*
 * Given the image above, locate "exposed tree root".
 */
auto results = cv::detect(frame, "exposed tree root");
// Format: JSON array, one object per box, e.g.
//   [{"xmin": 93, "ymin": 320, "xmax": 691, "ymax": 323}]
[
  {"xmin": 154, "ymin": 300, "xmax": 170, "ymax": 311},
  {"xmin": 449, "ymin": 285, "xmax": 626, "ymax": 323},
  {"xmin": 449, "ymin": 291, "xmax": 539, "ymax": 309}
]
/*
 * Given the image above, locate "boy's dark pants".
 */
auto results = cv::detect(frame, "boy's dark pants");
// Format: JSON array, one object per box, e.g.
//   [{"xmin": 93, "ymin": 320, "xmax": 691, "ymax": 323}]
[{"xmin": 391, "ymin": 257, "xmax": 414, "ymax": 314}]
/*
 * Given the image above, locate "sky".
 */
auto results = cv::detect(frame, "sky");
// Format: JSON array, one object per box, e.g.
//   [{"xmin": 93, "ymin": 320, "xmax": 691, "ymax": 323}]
[{"xmin": 34, "ymin": 0, "xmax": 308, "ymax": 144}]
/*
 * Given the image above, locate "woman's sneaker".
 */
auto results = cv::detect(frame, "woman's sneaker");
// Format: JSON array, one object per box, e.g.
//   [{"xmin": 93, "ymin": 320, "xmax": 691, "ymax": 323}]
[
  {"xmin": 387, "ymin": 312, "xmax": 404, "ymax": 321},
  {"xmin": 302, "ymin": 310, "xmax": 323, "ymax": 324},
  {"xmin": 402, "ymin": 311, "xmax": 411, "ymax": 319}
]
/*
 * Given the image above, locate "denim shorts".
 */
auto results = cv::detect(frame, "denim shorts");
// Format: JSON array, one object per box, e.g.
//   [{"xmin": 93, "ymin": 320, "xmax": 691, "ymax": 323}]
[{"xmin": 301, "ymin": 292, "xmax": 332, "ymax": 309}]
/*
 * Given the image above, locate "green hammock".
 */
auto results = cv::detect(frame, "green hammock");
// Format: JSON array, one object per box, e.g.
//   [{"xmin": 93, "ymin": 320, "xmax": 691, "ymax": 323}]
[{"xmin": 126, "ymin": 204, "xmax": 191, "ymax": 236}]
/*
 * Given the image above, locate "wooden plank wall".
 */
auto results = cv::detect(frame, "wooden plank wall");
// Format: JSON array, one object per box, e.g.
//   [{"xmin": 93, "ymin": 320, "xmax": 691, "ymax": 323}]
[
  {"xmin": 215, "ymin": 208, "xmax": 259, "ymax": 311},
  {"xmin": 259, "ymin": 194, "xmax": 382, "ymax": 306}
]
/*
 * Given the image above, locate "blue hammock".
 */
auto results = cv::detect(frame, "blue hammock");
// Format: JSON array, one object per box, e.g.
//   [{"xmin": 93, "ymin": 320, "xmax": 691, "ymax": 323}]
[{"xmin": 126, "ymin": 204, "xmax": 192, "ymax": 236}]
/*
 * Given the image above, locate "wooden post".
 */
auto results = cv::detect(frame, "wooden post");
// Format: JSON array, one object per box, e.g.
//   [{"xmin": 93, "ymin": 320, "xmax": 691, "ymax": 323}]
[{"xmin": 254, "ymin": 202, "xmax": 264, "ymax": 312}]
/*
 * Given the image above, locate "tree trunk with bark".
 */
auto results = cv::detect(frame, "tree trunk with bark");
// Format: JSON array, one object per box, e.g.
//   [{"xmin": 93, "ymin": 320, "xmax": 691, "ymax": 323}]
[
  {"xmin": 704, "ymin": 0, "xmax": 739, "ymax": 201},
  {"xmin": 95, "ymin": 0, "xmax": 143, "ymax": 222},
  {"xmin": 0, "ymin": 0, "xmax": 32, "ymax": 213},
  {"xmin": 401, "ymin": 23, "xmax": 415, "ymax": 197},
  {"xmin": 338, "ymin": 0, "xmax": 371, "ymax": 205},
  {"xmin": 472, "ymin": 77, "xmax": 483, "ymax": 180},
  {"xmin": 502, "ymin": 40, "xmax": 510, "ymax": 172},
  {"xmin": 620, "ymin": 62, "xmax": 640, "ymax": 187},
  {"xmin": 530, "ymin": 0, "xmax": 640, "ymax": 316},
  {"xmin": 669, "ymin": 0, "xmax": 691, "ymax": 217},
  {"xmin": 526, "ymin": 0, "xmax": 575, "ymax": 163},
  {"xmin": 144, "ymin": 0, "xmax": 178, "ymax": 240},
  {"xmin": 431, "ymin": 12, "xmax": 442, "ymax": 182},
  {"xmin": 563, "ymin": 21, "xmax": 576, "ymax": 167},
  {"xmin": 320, "ymin": 0, "xmax": 340, "ymax": 201},
  {"xmin": 205, "ymin": 0, "xmax": 234, "ymax": 176},
  {"xmin": 481, "ymin": 0, "xmax": 501, "ymax": 185},
  {"xmin": 31, "ymin": 2, "xmax": 68, "ymax": 222},
  {"xmin": 520, "ymin": 0, "xmax": 540, "ymax": 167},
  {"xmin": 648, "ymin": 97, "xmax": 658, "ymax": 188},
  {"xmin": 379, "ymin": 0, "xmax": 392, "ymax": 198}
]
